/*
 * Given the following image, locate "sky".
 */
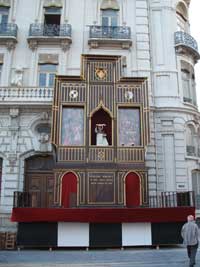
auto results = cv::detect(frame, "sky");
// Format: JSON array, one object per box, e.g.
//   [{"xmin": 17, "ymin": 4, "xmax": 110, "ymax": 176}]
[{"xmin": 189, "ymin": 0, "xmax": 200, "ymax": 109}]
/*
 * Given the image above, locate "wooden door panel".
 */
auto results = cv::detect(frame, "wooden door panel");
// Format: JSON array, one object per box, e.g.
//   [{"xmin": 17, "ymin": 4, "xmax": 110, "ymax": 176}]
[{"xmin": 25, "ymin": 173, "xmax": 54, "ymax": 208}]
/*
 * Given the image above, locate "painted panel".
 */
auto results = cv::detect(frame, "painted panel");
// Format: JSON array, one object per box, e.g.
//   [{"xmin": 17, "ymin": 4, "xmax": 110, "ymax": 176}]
[
  {"xmin": 58, "ymin": 222, "xmax": 89, "ymax": 247},
  {"xmin": 118, "ymin": 108, "xmax": 140, "ymax": 146},
  {"xmin": 122, "ymin": 223, "xmax": 152, "ymax": 246},
  {"xmin": 61, "ymin": 107, "xmax": 84, "ymax": 146}
]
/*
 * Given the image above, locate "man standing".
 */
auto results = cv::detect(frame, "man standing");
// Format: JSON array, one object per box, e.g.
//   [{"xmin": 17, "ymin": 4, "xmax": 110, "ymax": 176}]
[{"xmin": 181, "ymin": 215, "xmax": 199, "ymax": 267}]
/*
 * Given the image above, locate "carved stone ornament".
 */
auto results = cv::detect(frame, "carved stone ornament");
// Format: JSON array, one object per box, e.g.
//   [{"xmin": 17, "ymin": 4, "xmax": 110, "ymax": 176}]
[
  {"xmin": 10, "ymin": 108, "xmax": 19, "ymax": 118},
  {"xmin": 39, "ymin": 133, "xmax": 50, "ymax": 144},
  {"xmin": 39, "ymin": 54, "xmax": 58, "ymax": 64},
  {"xmin": 0, "ymin": 0, "xmax": 10, "ymax": 7},
  {"xmin": 41, "ymin": 111, "xmax": 49, "ymax": 120},
  {"xmin": 60, "ymin": 39, "xmax": 71, "ymax": 52},
  {"xmin": 6, "ymin": 40, "xmax": 16, "ymax": 50},
  {"xmin": 43, "ymin": 0, "xmax": 62, "ymax": 7},
  {"xmin": 100, "ymin": 0, "xmax": 120, "ymax": 10},
  {"xmin": 28, "ymin": 40, "xmax": 38, "ymax": 51},
  {"xmin": 11, "ymin": 68, "xmax": 23, "ymax": 87}
]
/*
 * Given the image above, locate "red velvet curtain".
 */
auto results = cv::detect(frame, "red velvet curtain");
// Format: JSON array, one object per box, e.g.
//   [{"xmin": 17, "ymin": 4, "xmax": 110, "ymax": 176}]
[
  {"xmin": 61, "ymin": 172, "xmax": 77, "ymax": 208},
  {"xmin": 125, "ymin": 172, "xmax": 140, "ymax": 207},
  {"xmin": 91, "ymin": 109, "xmax": 112, "ymax": 145}
]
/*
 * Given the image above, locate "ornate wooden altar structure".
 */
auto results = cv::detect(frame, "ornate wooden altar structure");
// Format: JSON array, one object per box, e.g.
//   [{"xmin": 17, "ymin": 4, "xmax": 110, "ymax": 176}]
[
  {"xmin": 12, "ymin": 55, "xmax": 195, "ymax": 248},
  {"xmin": 51, "ymin": 55, "xmax": 150, "ymax": 208}
]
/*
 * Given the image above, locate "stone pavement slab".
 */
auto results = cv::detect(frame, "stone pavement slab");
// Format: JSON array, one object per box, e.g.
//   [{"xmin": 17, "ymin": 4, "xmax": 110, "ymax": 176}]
[{"xmin": 0, "ymin": 248, "xmax": 199, "ymax": 267}]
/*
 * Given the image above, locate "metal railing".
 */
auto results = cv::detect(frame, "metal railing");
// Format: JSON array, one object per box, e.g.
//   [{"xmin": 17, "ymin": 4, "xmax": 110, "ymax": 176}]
[
  {"xmin": 149, "ymin": 191, "xmax": 195, "ymax": 208},
  {"xmin": 174, "ymin": 31, "xmax": 199, "ymax": 55},
  {"xmin": 89, "ymin": 25, "xmax": 131, "ymax": 40},
  {"xmin": 0, "ymin": 23, "xmax": 18, "ymax": 37},
  {"xmin": 29, "ymin": 23, "xmax": 72, "ymax": 37},
  {"xmin": 14, "ymin": 191, "xmax": 195, "ymax": 208},
  {"xmin": 0, "ymin": 87, "xmax": 53, "ymax": 101},
  {"xmin": 13, "ymin": 191, "xmax": 41, "ymax": 208}
]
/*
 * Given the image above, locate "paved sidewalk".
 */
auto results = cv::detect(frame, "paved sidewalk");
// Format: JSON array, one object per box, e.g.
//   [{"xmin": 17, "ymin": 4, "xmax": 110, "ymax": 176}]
[{"xmin": 0, "ymin": 247, "xmax": 200, "ymax": 267}]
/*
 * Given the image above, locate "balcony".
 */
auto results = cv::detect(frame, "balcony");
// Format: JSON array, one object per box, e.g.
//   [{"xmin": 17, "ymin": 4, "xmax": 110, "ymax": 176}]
[
  {"xmin": 13, "ymin": 191, "xmax": 194, "ymax": 209},
  {"xmin": 174, "ymin": 31, "xmax": 200, "ymax": 61},
  {"xmin": 88, "ymin": 25, "xmax": 132, "ymax": 49},
  {"xmin": 0, "ymin": 23, "xmax": 18, "ymax": 49},
  {"xmin": 0, "ymin": 87, "xmax": 53, "ymax": 105},
  {"xmin": 27, "ymin": 23, "xmax": 72, "ymax": 51}
]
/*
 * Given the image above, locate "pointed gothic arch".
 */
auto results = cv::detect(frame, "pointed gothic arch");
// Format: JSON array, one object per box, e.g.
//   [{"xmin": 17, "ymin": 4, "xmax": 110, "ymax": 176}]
[{"xmin": 90, "ymin": 107, "xmax": 112, "ymax": 146}]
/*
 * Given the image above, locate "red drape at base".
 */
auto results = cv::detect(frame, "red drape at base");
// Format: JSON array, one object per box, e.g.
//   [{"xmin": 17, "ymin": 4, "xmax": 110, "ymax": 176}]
[
  {"xmin": 126, "ymin": 172, "xmax": 140, "ymax": 207},
  {"xmin": 11, "ymin": 207, "xmax": 195, "ymax": 223},
  {"xmin": 61, "ymin": 172, "xmax": 77, "ymax": 208}
]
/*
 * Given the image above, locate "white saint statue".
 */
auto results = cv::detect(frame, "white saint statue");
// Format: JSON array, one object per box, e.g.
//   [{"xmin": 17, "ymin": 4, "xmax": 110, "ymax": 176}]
[
  {"xmin": 11, "ymin": 68, "xmax": 23, "ymax": 87},
  {"xmin": 95, "ymin": 124, "xmax": 109, "ymax": 146}
]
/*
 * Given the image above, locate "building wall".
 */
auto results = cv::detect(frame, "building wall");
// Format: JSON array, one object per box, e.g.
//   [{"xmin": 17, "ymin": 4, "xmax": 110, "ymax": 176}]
[{"xmin": 0, "ymin": 0, "xmax": 200, "ymax": 231}]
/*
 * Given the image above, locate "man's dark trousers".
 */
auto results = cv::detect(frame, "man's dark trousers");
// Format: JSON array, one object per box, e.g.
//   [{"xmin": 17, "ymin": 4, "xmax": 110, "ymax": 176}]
[{"xmin": 187, "ymin": 243, "xmax": 198, "ymax": 266}]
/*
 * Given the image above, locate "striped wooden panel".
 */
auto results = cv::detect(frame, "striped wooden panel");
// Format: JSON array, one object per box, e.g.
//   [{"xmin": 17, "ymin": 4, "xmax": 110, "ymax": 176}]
[
  {"xmin": 89, "ymin": 84, "xmax": 114, "ymax": 113},
  {"xmin": 58, "ymin": 147, "xmax": 86, "ymax": 161},
  {"xmin": 61, "ymin": 83, "xmax": 86, "ymax": 103},
  {"xmin": 78, "ymin": 172, "xmax": 86, "ymax": 204},
  {"xmin": 116, "ymin": 85, "xmax": 142, "ymax": 103},
  {"xmin": 118, "ymin": 172, "xmax": 125, "ymax": 204},
  {"xmin": 89, "ymin": 147, "xmax": 114, "ymax": 162},
  {"xmin": 117, "ymin": 148, "xmax": 144, "ymax": 162}
]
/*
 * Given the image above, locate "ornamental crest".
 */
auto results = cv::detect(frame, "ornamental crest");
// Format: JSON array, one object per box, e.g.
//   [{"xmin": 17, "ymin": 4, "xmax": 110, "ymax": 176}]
[{"xmin": 95, "ymin": 68, "xmax": 107, "ymax": 80}]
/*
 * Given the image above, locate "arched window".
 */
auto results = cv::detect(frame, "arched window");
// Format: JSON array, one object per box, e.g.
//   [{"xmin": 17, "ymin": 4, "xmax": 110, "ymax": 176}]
[
  {"xmin": 176, "ymin": 2, "xmax": 188, "ymax": 32},
  {"xmin": 186, "ymin": 125, "xmax": 196, "ymax": 156}
]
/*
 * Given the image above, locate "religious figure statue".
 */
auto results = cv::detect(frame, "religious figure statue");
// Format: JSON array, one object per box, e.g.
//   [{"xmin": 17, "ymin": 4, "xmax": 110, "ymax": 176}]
[
  {"xmin": 11, "ymin": 67, "xmax": 23, "ymax": 87},
  {"xmin": 95, "ymin": 124, "xmax": 109, "ymax": 146}
]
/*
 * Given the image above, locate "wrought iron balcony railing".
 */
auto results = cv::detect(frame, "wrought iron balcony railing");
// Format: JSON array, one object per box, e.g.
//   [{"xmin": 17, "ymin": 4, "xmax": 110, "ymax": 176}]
[
  {"xmin": 174, "ymin": 31, "xmax": 200, "ymax": 59},
  {"xmin": 149, "ymin": 191, "xmax": 195, "ymax": 208},
  {"xmin": 29, "ymin": 23, "xmax": 72, "ymax": 37},
  {"xmin": 0, "ymin": 23, "xmax": 18, "ymax": 37},
  {"xmin": 13, "ymin": 191, "xmax": 195, "ymax": 208},
  {"xmin": 89, "ymin": 25, "xmax": 131, "ymax": 40}
]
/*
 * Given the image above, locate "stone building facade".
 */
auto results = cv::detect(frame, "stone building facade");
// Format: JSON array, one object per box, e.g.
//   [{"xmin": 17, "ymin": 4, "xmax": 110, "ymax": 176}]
[{"xmin": 0, "ymin": 0, "xmax": 200, "ymax": 246}]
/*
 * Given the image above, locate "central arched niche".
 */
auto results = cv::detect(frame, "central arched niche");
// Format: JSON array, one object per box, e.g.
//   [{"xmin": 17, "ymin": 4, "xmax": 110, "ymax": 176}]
[{"xmin": 91, "ymin": 108, "xmax": 112, "ymax": 146}]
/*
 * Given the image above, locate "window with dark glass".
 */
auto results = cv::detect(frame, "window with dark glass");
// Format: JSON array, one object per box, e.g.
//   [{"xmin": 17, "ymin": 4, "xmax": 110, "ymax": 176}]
[
  {"xmin": 192, "ymin": 171, "xmax": 200, "ymax": 209},
  {"xmin": 118, "ymin": 108, "xmax": 141, "ymax": 146},
  {"xmin": 102, "ymin": 9, "xmax": 118, "ymax": 27},
  {"xmin": 181, "ymin": 68, "xmax": 197, "ymax": 106},
  {"xmin": 61, "ymin": 107, "xmax": 84, "ymax": 146},
  {"xmin": 0, "ymin": 64, "xmax": 2, "ymax": 83},
  {"xmin": 0, "ymin": 6, "xmax": 9, "ymax": 25},
  {"xmin": 44, "ymin": 7, "xmax": 61, "ymax": 36},
  {"xmin": 176, "ymin": 2, "xmax": 188, "ymax": 32},
  {"xmin": 38, "ymin": 64, "xmax": 57, "ymax": 87}
]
